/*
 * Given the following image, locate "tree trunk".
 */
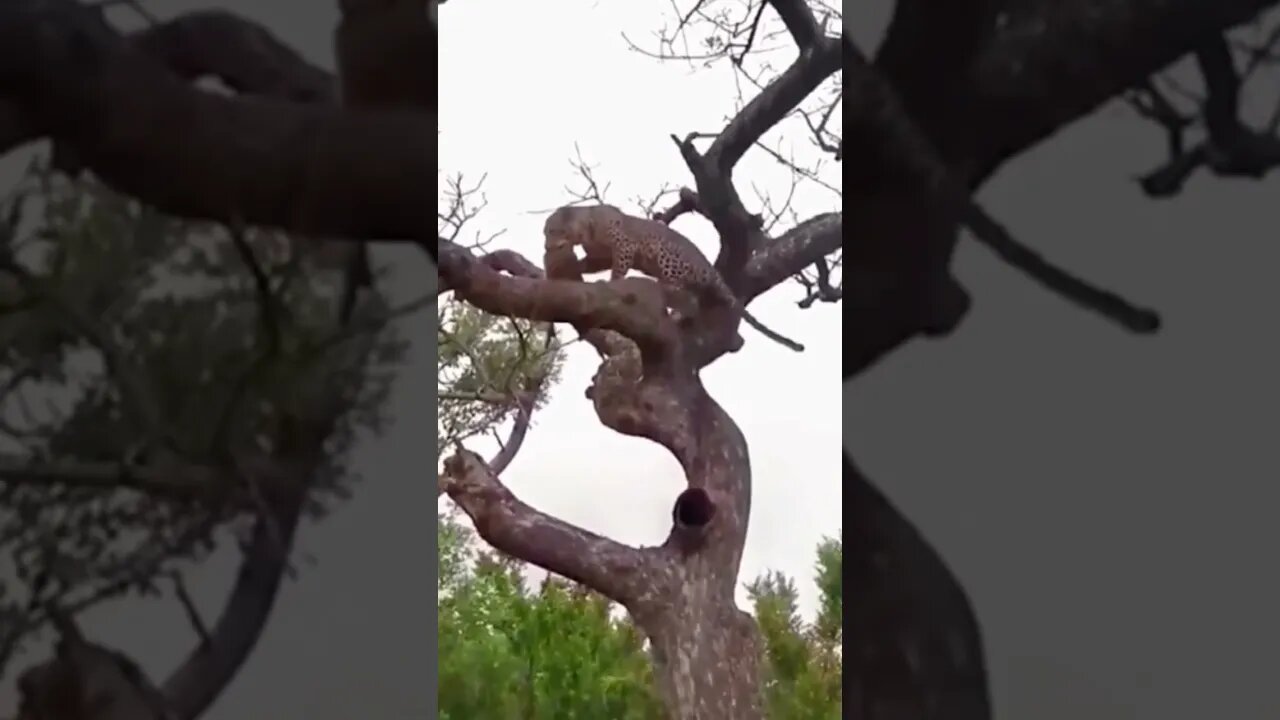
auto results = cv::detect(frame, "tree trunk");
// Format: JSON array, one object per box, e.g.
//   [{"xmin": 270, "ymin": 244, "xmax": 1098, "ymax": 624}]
[
  {"xmin": 608, "ymin": 390, "xmax": 766, "ymax": 720},
  {"xmin": 646, "ymin": 601, "xmax": 765, "ymax": 720}
]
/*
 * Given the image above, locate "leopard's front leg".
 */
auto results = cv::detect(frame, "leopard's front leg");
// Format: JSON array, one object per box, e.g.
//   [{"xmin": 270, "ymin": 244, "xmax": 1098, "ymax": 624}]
[{"xmin": 610, "ymin": 241, "xmax": 635, "ymax": 281}]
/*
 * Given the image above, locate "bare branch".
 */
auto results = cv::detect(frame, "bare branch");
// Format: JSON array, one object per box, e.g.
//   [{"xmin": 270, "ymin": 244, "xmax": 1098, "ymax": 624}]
[
  {"xmin": 564, "ymin": 144, "xmax": 612, "ymax": 205},
  {"xmin": 170, "ymin": 572, "xmax": 211, "ymax": 647},
  {"xmin": 796, "ymin": 256, "xmax": 842, "ymax": 308},
  {"xmin": 438, "ymin": 173, "xmax": 501, "ymax": 246},
  {"xmin": 1136, "ymin": 32, "xmax": 1280, "ymax": 197},
  {"xmin": 752, "ymin": 137, "xmax": 840, "ymax": 199},
  {"xmin": 651, "ymin": 186, "xmax": 704, "ymax": 224}
]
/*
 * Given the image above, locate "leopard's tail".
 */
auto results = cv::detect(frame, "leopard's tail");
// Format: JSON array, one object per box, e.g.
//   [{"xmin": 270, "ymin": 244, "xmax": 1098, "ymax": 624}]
[
  {"xmin": 703, "ymin": 280, "xmax": 805, "ymax": 351},
  {"xmin": 741, "ymin": 308, "xmax": 804, "ymax": 351}
]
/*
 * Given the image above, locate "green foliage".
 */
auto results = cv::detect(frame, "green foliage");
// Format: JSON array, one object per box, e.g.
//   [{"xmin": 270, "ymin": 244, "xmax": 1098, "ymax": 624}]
[
  {"xmin": 437, "ymin": 296, "xmax": 564, "ymax": 456},
  {"xmin": 0, "ymin": 160, "xmax": 411, "ymax": 671},
  {"xmin": 746, "ymin": 533, "xmax": 843, "ymax": 720},
  {"xmin": 438, "ymin": 511, "xmax": 843, "ymax": 719},
  {"xmin": 437, "ymin": 513, "xmax": 664, "ymax": 720},
  {"xmin": 811, "ymin": 533, "xmax": 842, "ymax": 644}
]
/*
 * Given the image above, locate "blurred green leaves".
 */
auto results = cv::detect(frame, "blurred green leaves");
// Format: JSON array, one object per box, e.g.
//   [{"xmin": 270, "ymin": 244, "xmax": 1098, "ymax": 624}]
[
  {"xmin": 0, "ymin": 159, "xmax": 413, "ymax": 672},
  {"xmin": 437, "ymin": 296, "xmax": 564, "ymax": 457}
]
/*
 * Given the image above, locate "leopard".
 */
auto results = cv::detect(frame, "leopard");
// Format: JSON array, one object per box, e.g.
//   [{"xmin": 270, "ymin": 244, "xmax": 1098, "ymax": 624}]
[{"xmin": 543, "ymin": 204, "xmax": 756, "ymax": 346}]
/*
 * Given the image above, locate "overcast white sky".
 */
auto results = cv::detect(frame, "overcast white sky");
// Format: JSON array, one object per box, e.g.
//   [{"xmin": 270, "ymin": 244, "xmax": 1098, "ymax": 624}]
[{"xmin": 436, "ymin": 0, "xmax": 844, "ymax": 619}]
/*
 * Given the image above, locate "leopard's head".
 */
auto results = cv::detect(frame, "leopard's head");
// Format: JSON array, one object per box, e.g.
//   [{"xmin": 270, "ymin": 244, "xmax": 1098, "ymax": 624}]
[{"xmin": 543, "ymin": 206, "xmax": 591, "ymax": 252}]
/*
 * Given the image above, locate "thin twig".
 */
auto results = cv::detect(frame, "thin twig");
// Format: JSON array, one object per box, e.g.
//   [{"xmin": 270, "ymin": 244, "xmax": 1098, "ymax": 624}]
[{"xmin": 170, "ymin": 571, "xmax": 211, "ymax": 647}]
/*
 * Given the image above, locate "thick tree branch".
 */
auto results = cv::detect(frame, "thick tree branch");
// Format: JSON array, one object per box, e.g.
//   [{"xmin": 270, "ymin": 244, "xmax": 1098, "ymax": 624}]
[
  {"xmin": 438, "ymin": 239, "xmax": 678, "ymax": 360},
  {"xmin": 130, "ymin": 10, "xmax": 336, "ymax": 102},
  {"xmin": 703, "ymin": 27, "xmax": 838, "ymax": 174},
  {"xmin": 741, "ymin": 211, "xmax": 841, "ymax": 300},
  {"xmin": 874, "ymin": 0, "xmax": 999, "ymax": 165},
  {"xmin": 436, "ymin": 246, "xmax": 544, "ymax": 293},
  {"xmin": 0, "ymin": 0, "xmax": 432, "ymax": 243},
  {"xmin": 1199, "ymin": 35, "xmax": 1243, "ymax": 140},
  {"xmin": 440, "ymin": 449, "xmax": 656, "ymax": 608}
]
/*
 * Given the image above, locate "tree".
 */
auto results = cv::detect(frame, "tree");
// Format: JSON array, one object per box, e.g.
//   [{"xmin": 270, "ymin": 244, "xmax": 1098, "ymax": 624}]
[
  {"xmin": 439, "ymin": 507, "xmax": 842, "ymax": 719},
  {"xmin": 0, "ymin": 3, "xmax": 427, "ymax": 716},
  {"xmin": 0, "ymin": 158, "xmax": 410, "ymax": 716},
  {"xmin": 840, "ymin": 3, "xmax": 1280, "ymax": 717},
  {"xmin": 2, "ymin": 0, "xmax": 1276, "ymax": 717}
]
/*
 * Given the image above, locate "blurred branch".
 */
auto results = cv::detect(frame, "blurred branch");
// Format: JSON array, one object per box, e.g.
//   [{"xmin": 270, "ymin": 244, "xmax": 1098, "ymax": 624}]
[
  {"xmin": 170, "ymin": 572, "xmax": 212, "ymax": 647},
  {"xmin": 0, "ymin": 0, "xmax": 433, "ymax": 242},
  {"xmin": 1136, "ymin": 31, "xmax": 1280, "ymax": 197},
  {"xmin": 840, "ymin": 34, "xmax": 1161, "ymax": 334},
  {"xmin": 564, "ymin": 144, "xmax": 611, "ymax": 205}
]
